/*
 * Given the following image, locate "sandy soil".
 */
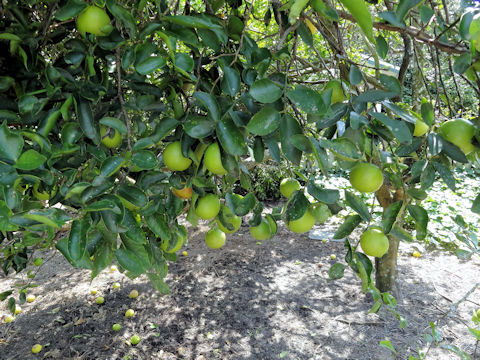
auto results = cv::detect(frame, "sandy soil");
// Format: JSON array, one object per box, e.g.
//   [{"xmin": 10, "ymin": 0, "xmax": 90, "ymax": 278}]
[{"xmin": 0, "ymin": 218, "xmax": 479, "ymax": 360}]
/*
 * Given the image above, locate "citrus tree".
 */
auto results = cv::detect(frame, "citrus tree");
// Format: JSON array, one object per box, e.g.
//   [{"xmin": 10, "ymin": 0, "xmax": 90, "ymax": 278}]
[{"xmin": 0, "ymin": 0, "xmax": 479, "ymax": 312}]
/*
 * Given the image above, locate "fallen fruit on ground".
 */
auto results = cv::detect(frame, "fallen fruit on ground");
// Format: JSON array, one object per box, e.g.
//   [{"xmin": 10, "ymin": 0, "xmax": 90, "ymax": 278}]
[
  {"xmin": 349, "ymin": 163, "xmax": 383, "ymax": 193},
  {"xmin": 204, "ymin": 142, "xmax": 227, "ymax": 175},
  {"xmin": 360, "ymin": 226, "xmax": 389, "ymax": 258},
  {"xmin": 195, "ymin": 194, "xmax": 221, "ymax": 220},
  {"xmin": 330, "ymin": 254, "xmax": 337, "ymax": 260},
  {"xmin": 15, "ymin": 306, "xmax": 21, "ymax": 315},
  {"xmin": 90, "ymin": 289, "xmax": 98, "ymax": 295},
  {"xmin": 33, "ymin": 257, "xmax": 43, "ymax": 266},
  {"xmin": 113, "ymin": 282, "xmax": 121, "ymax": 289},
  {"xmin": 279, "ymin": 178, "xmax": 301, "ymax": 198},
  {"xmin": 205, "ymin": 228, "xmax": 226, "ymax": 249},
  {"xmin": 129, "ymin": 290, "xmax": 139, "ymax": 299},
  {"xmin": 26, "ymin": 295, "xmax": 36, "ymax": 303},
  {"xmin": 112, "ymin": 323, "xmax": 121, "ymax": 331},
  {"xmin": 125, "ymin": 309, "xmax": 135, "ymax": 318},
  {"xmin": 76, "ymin": 6, "xmax": 111, "ymax": 36},
  {"xmin": 163, "ymin": 141, "xmax": 192, "ymax": 171},
  {"xmin": 130, "ymin": 335, "xmax": 140, "ymax": 345},
  {"xmin": 31, "ymin": 344, "xmax": 42, "ymax": 354},
  {"xmin": 182, "ymin": 251, "xmax": 188, "ymax": 256},
  {"xmin": 412, "ymin": 251, "xmax": 421, "ymax": 258},
  {"xmin": 5, "ymin": 315, "xmax": 14, "ymax": 323},
  {"xmin": 287, "ymin": 210, "xmax": 316, "ymax": 234},
  {"xmin": 95, "ymin": 297, "xmax": 104, "ymax": 305}
]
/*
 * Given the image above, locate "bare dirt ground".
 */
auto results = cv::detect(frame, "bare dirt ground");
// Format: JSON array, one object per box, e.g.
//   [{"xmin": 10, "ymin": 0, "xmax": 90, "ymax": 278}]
[{"xmin": 0, "ymin": 218, "xmax": 479, "ymax": 360}]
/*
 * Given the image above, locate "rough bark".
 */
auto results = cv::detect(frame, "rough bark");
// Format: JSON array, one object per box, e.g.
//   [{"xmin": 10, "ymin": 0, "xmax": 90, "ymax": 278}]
[{"xmin": 375, "ymin": 185, "xmax": 403, "ymax": 294}]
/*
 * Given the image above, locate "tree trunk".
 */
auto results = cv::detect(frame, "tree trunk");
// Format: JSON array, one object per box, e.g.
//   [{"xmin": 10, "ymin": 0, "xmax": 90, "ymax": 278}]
[{"xmin": 375, "ymin": 185, "xmax": 403, "ymax": 294}]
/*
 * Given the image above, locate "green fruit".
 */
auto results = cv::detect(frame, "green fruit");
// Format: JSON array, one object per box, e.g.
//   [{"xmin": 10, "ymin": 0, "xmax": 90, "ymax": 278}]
[
  {"xmin": 128, "ymin": 290, "xmax": 139, "ymax": 299},
  {"xmin": 324, "ymin": 80, "xmax": 344, "ymax": 104},
  {"xmin": 249, "ymin": 219, "xmax": 272, "ymax": 240},
  {"xmin": 470, "ymin": 15, "xmax": 480, "ymax": 51},
  {"xmin": 33, "ymin": 257, "xmax": 43, "ymax": 266},
  {"xmin": 31, "ymin": 344, "xmax": 42, "ymax": 354},
  {"xmin": 217, "ymin": 206, "xmax": 241, "ymax": 234},
  {"xmin": 125, "ymin": 309, "xmax": 135, "ymax": 318},
  {"xmin": 438, "ymin": 119, "xmax": 476, "ymax": 155},
  {"xmin": 205, "ymin": 228, "xmax": 226, "ymax": 249},
  {"xmin": 360, "ymin": 226, "xmax": 389, "ymax": 258},
  {"xmin": 279, "ymin": 178, "xmax": 301, "ymax": 198},
  {"xmin": 413, "ymin": 120, "xmax": 429, "ymax": 137},
  {"xmin": 26, "ymin": 294, "xmax": 36, "ymax": 303},
  {"xmin": 5, "ymin": 315, "xmax": 14, "ymax": 323},
  {"xmin": 195, "ymin": 194, "xmax": 221, "ymax": 220},
  {"xmin": 287, "ymin": 210, "xmax": 316, "ymax": 234},
  {"xmin": 310, "ymin": 203, "xmax": 331, "ymax": 224},
  {"xmin": 95, "ymin": 296, "xmax": 104, "ymax": 305},
  {"xmin": 130, "ymin": 335, "xmax": 140, "ymax": 346},
  {"xmin": 100, "ymin": 125, "xmax": 122, "ymax": 148},
  {"xmin": 161, "ymin": 234, "xmax": 184, "ymax": 253},
  {"xmin": 76, "ymin": 6, "xmax": 111, "ymax": 36},
  {"xmin": 163, "ymin": 141, "xmax": 192, "ymax": 171},
  {"xmin": 113, "ymin": 282, "xmax": 121, "ymax": 290},
  {"xmin": 112, "ymin": 323, "xmax": 121, "ymax": 331},
  {"xmin": 349, "ymin": 163, "xmax": 383, "ymax": 193},
  {"xmin": 204, "ymin": 142, "xmax": 227, "ymax": 175}
]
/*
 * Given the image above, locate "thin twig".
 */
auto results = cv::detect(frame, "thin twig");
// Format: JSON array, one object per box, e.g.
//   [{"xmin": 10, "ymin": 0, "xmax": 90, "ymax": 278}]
[{"xmin": 115, "ymin": 48, "xmax": 132, "ymax": 149}]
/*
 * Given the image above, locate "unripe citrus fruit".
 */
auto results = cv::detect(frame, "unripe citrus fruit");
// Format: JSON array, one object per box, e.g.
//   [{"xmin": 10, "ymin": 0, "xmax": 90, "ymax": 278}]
[
  {"xmin": 249, "ymin": 219, "xmax": 272, "ymax": 240},
  {"xmin": 349, "ymin": 163, "xmax": 383, "ymax": 193},
  {"xmin": 14, "ymin": 306, "xmax": 21, "ymax": 315},
  {"xmin": 310, "ymin": 203, "xmax": 331, "ymax": 224},
  {"xmin": 163, "ymin": 141, "xmax": 192, "ymax": 171},
  {"xmin": 95, "ymin": 296, "xmax": 104, "ymax": 305},
  {"xmin": 330, "ymin": 254, "xmax": 337, "ymax": 260},
  {"xmin": 205, "ymin": 228, "xmax": 226, "ymax": 249},
  {"xmin": 130, "ymin": 335, "xmax": 140, "ymax": 345},
  {"xmin": 90, "ymin": 289, "xmax": 98, "ymax": 295},
  {"xmin": 217, "ymin": 206, "xmax": 241, "ymax": 234},
  {"xmin": 76, "ymin": 6, "xmax": 111, "ymax": 36},
  {"xmin": 33, "ymin": 257, "xmax": 43, "ymax": 266},
  {"xmin": 195, "ymin": 194, "xmax": 221, "ymax": 220},
  {"xmin": 438, "ymin": 119, "xmax": 476, "ymax": 155},
  {"xmin": 287, "ymin": 210, "xmax": 316, "ymax": 234},
  {"xmin": 100, "ymin": 125, "xmax": 122, "ymax": 148},
  {"xmin": 5, "ymin": 315, "xmax": 14, "ymax": 323},
  {"xmin": 182, "ymin": 251, "xmax": 188, "ymax": 256},
  {"xmin": 413, "ymin": 120, "xmax": 429, "ymax": 137},
  {"xmin": 204, "ymin": 142, "xmax": 227, "ymax": 175},
  {"xmin": 324, "ymin": 80, "xmax": 344, "ymax": 103},
  {"xmin": 412, "ymin": 251, "xmax": 421, "ymax": 258},
  {"xmin": 113, "ymin": 282, "xmax": 121, "ymax": 290},
  {"xmin": 26, "ymin": 295, "xmax": 36, "ymax": 303},
  {"xmin": 31, "ymin": 344, "xmax": 42, "ymax": 354},
  {"xmin": 360, "ymin": 226, "xmax": 389, "ymax": 258},
  {"xmin": 161, "ymin": 234, "xmax": 184, "ymax": 253},
  {"xmin": 279, "ymin": 178, "xmax": 300, "ymax": 198},
  {"xmin": 125, "ymin": 309, "xmax": 135, "ymax": 318},
  {"xmin": 112, "ymin": 323, "xmax": 121, "ymax": 331},
  {"xmin": 128, "ymin": 290, "xmax": 139, "ymax": 299}
]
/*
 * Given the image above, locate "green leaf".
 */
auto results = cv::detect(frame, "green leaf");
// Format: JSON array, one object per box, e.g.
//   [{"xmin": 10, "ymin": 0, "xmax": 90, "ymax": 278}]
[
  {"xmin": 92, "ymin": 156, "xmax": 125, "ymax": 186},
  {"xmin": 175, "ymin": 53, "xmax": 194, "ymax": 73},
  {"xmin": 145, "ymin": 214, "xmax": 170, "ymax": 240},
  {"xmin": 216, "ymin": 116, "xmax": 247, "ymax": 156},
  {"xmin": 329, "ymin": 263, "xmax": 346, "ymax": 280},
  {"xmin": 246, "ymin": 105, "xmax": 280, "ymax": 136},
  {"xmin": 285, "ymin": 191, "xmax": 310, "ymax": 222},
  {"xmin": 194, "ymin": 92, "xmax": 220, "ymax": 122},
  {"xmin": 395, "ymin": 138, "xmax": 422, "ymax": 156},
  {"xmin": 221, "ymin": 66, "xmax": 241, "ymax": 97},
  {"xmin": 396, "ymin": 0, "xmax": 423, "ymax": 22},
  {"xmin": 333, "ymin": 215, "xmax": 362, "ymax": 239},
  {"xmin": 338, "ymin": 0, "xmax": 375, "ymax": 43},
  {"xmin": 407, "ymin": 205, "xmax": 428, "ymax": 240},
  {"xmin": 297, "ymin": 22, "xmax": 313, "ymax": 46},
  {"xmin": 390, "ymin": 225, "xmax": 413, "ymax": 242},
  {"xmin": 439, "ymin": 136, "xmax": 468, "ymax": 163},
  {"xmin": 345, "ymin": 191, "xmax": 371, "ymax": 222},
  {"xmin": 117, "ymin": 185, "xmax": 148, "ymax": 210},
  {"xmin": 14, "ymin": 149, "xmax": 46, "ymax": 171},
  {"xmin": 349, "ymin": 65, "xmax": 363, "ymax": 85},
  {"xmin": 286, "ymin": 85, "xmax": 326, "ymax": 115},
  {"xmin": 0, "ymin": 122, "xmax": 23, "ymax": 162},
  {"xmin": 106, "ymin": 0, "xmax": 136, "ymax": 38},
  {"xmin": 453, "ymin": 53, "xmax": 472, "ymax": 75},
  {"xmin": 468, "ymin": 327, "xmax": 480, "ymax": 340},
  {"xmin": 115, "ymin": 247, "xmax": 146, "ymax": 276},
  {"xmin": 225, "ymin": 192, "xmax": 256, "ymax": 216},
  {"xmin": 183, "ymin": 115, "xmax": 215, "ymax": 139},
  {"xmin": 164, "ymin": 15, "xmax": 223, "ymax": 31},
  {"xmin": 379, "ymin": 340, "xmax": 397, "ymax": 354},
  {"xmin": 131, "ymin": 150, "xmax": 158, "ymax": 170},
  {"xmin": 55, "ymin": 0, "xmax": 87, "ymax": 20},
  {"xmin": 472, "ymin": 193, "xmax": 480, "ymax": 215},
  {"xmin": 136, "ymin": 56, "xmax": 166, "ymax": 75},
  {"xmin": 370, "ymin": 112, "xmax": 412, "ymax": 144},
  {"xmin": 280, "ymin": 115, "xmax": 302, "ymax": 165},
  {"xmin": 432, "ymin": 161, "xmax": 455, "ymax": 191},
  {"xmin": 132, "ymin": 117, "xmax": 178, "ymax": 150},
  {"xmin": 0, "ymin": 201, "xmax": 13, "ymax": 231},
  {"xmin": 383, "ymin": 201, "xmax": 402, "ymax": 233},
  {"xmin": 419, "ymin": 5, "xmax": 434, "ymax": 23},
  {"xmin": 85, "ymin": 198, "xmax": 122, "ymax": 214},
  {"xmin": 307, "ymin": 180, "xmax": 340, "ymax": 204},
  {"xmin": 250, "ymin": 79, "xmax": 283, "ymax": 103},
  {"xmin": 0, "ymin": 76, "xmax": 14, "ymax": 92},
  {"xmin": 356, "ymin": 90, "xmax": 397, "ymax": 103},
  {"xmin": 23, "ymin": 208, "xmax": 71, "ymax": 229},
  {"xmin": 76, "ymin": 98, "xmax": 99, "ymax": 142},
  {"xmin": 147, "ymin": 273, "xmax": 170, "ymax": 295},
  {"xmin": 291, "ymin": 134, "xmax": 312, "ymax": 153},
  {"xmin": 420, "ymin": 163, "xmax": 435, "ymax": 190},
  {"xmin": 68, "ymin": 219, "xmax": 88, "ymax": 261},
  {"xmin": 375, "ymin": 35, "xmax": 388, "ymax": 59}
]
